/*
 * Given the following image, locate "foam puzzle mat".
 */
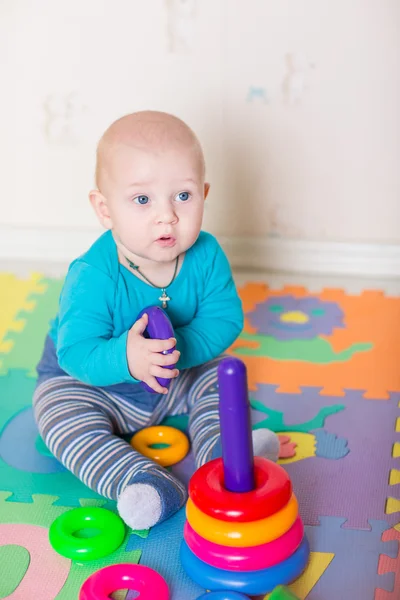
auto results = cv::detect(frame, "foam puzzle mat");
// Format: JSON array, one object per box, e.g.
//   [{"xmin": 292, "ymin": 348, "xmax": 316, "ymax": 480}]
[{"xmin": 0, "ymin": 273, "xmax": 399, "ymax": 599}]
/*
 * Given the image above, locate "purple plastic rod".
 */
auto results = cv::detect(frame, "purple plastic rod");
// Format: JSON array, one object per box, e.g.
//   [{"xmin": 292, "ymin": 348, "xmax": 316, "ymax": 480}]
[
  {"xmin": 218, "ymin": 357, "xmax": 255, "ymax": 493},
  {"xmin": 136, "ymin": 306, "xmax": 176, "ymax": 394}
]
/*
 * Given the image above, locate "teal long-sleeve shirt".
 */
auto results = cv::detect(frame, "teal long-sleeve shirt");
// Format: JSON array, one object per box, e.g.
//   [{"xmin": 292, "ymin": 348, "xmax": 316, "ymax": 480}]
[{"xmin": 48, "ymin": 230, "xmax": 244, "ymax": 387}]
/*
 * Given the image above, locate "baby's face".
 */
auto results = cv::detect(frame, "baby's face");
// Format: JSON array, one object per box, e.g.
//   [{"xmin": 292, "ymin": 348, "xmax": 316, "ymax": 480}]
[{"xmin": 100, "ymin": 143, "xmax": 207, "ymax": 263}]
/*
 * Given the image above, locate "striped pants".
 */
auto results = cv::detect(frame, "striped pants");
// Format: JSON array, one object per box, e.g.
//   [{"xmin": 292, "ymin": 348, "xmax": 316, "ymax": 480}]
[{"xmin": 33, "ymin": 356, "xmax": 224, "ymax": 501}]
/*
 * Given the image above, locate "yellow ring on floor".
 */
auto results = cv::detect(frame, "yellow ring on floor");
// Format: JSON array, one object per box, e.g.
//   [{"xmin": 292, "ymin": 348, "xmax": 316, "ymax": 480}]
[
  {"xmin": 186, "ymin": 494, "xmax": 298, "ymax": 547},
  {"xmin": 130, "ymin": 426, "xmax": 190, "ymax": 467}
]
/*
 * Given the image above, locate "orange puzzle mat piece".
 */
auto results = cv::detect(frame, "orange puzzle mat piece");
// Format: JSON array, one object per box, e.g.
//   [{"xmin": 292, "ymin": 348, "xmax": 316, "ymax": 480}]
[{"xmin": 231, "ymin": 284, "xmax": 400, "ymax": 399}]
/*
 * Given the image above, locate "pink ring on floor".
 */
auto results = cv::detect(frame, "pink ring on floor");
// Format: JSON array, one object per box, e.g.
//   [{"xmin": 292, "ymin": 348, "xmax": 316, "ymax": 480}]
[
  {"xmin": 183, "ymin": 517, "xmax": 304, "ymax": 572},
  {"xmin": 79, "ymin": 563, "xmax": 169, "ymax": 600}
]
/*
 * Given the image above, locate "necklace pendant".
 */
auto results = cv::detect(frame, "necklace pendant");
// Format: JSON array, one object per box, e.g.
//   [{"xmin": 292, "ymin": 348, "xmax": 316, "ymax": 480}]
[{"xmin": 159, "ymin": 289, "xmax": 171, "ymax": 309}]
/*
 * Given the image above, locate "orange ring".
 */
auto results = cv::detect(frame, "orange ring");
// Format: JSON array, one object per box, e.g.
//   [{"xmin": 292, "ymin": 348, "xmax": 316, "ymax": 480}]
[{"xmin": 130, "ymin": 426, "xmax": 189, "ymax": 467}]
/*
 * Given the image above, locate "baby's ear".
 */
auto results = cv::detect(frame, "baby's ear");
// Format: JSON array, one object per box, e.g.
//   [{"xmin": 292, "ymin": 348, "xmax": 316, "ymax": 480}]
[
  {"xmin": 204, "ymin": 182, "xmax": 210, "ymax": 200},
  {"xmin": 89, "ymin": 189, "xmax": 113, "ymax": 229}
]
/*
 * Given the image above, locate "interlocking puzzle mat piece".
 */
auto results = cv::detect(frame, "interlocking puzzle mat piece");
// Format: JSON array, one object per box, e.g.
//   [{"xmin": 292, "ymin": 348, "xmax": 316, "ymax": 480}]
[
  {"xmin": 231, "ymin": 284, "xmax": 400, "ymax": 398},
  {"xmin": 0, "ymin": 276, "xmax": 63, "ymax": 376},
  {"xmin": 0, "ymin": 273, "xmax": 47, "ymax": 365},
  {"xmin": 387, "ymin": 498, "xmax": 400, "ymax": 532},
  {"xmin": 126, "ymin": 514, "xmax": 397, "ymax": 600},
  {"xmin": 376, "ymin": 527, "xmax": 400, "ymax": 599},
  {"xmin": 0, "ymin": 406, "xmax": 66, "ymax": 473},
  {"xmin": 263, "ymin": 551, "xmax": 335, "ymax": 599},
  {"xmin": 250, "ymin": 384, "xmax": 400, "ymax": 530},
  {"xmin": 0, "ymin": 371, "xmax": 109, "ymax": 505},
  {"xmin": 388, "ymin": 417, "xmax": 400, "ymax": 533},
  {"xmin": 1, "ymin": 523, "xmax": 71, "ymax": 599},
  {"xmin": 302, "ymin": 517, "xmax": 399, "ymax": 599},
  {"xmin": 0, "ymin": 492, "xmax": 141, "ymax": 599},
  {"xmin": 127, "ymin": 507, "xmax": 205, "ymax": 600}
]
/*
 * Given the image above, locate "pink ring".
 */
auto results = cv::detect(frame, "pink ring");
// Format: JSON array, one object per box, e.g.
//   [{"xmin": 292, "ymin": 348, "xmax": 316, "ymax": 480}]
[
  {"xmin": 183, "ymin": 517, "xmax": 304, "ymax": 572},
  {"xmin": 79, "ymin": 564, "xmax": 169, "ymax": 600}
]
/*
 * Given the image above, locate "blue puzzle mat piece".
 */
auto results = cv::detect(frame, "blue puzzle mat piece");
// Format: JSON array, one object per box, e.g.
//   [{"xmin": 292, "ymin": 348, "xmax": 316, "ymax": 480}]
[
  {"xmin": 304, "ymin": 516, "xmax": 398, "ymax": 599},
  {"xmin": 0, "ymin": 406, "xmax": 65, "ymax": 473},
  {"xmin": 127, "ymin": 513, "xmax": 398, "ymax": 600},
  {"xmin": 127, "ymin": 508, "xmax": 205, "ymax": 600}
]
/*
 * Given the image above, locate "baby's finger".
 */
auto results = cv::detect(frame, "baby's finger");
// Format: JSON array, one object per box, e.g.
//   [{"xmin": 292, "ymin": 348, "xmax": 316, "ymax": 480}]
[
  {"xmin": 146, "ymin": 337, "xmax": 176, "ymax": 353},
  {"xmin": 130, "ymin": 313, "xmax": 149, "ymax": 335},
  {"xmin": 153, "ymin": 350, "xmax": 180, "ymax": 366},
  {"xmin": 144, "ymin": 376, "xmax": 168, "ymax": 395},
  {"xmin": 149, "ymin": 365, "xmax": 179, "ymax": 380}
]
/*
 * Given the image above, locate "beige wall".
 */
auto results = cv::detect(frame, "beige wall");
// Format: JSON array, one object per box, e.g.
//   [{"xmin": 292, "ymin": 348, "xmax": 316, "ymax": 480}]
[{"xmin": 2, "ymin": 0, "xmax": 399, "ymax": 243}]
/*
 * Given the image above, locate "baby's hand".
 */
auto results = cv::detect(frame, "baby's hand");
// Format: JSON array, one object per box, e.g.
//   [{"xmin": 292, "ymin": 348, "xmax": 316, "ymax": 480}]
[{"xmin": 127, "ymin": 313, "xmax": 180, "ymax": 394}]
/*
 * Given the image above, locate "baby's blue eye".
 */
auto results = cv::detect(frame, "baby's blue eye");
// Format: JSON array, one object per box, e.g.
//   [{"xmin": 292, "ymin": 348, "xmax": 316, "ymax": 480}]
[
  {"xmin": 134, "ymin": 195, "xmax": 149, "ymax": 205},
  {"xmin": 176, "ymin": 191, "xmax": 190, "ymax": 202}
]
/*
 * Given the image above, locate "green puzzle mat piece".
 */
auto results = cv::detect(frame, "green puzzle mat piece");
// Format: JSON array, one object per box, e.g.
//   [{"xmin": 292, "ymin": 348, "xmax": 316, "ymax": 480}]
[
  {"xmin": 0, "ymin": 372, "xmax": 189, "ymax": 507},
  {"xmin": 250, "ymin": 402, "xmax": 345, "ymax": 432},
  {"xmin": 0, "ymin": 370, "xmax": 111, "ymax": 506},
  {"xmin": 0, "ymin": 277, "xmax": 64, "ymax": 376},
  {"xmin": 234, "ymin": 332, "xmax": 372, "ymax": 362},
  {"xmin": 0, "ymin": 493, "xmax": 141, "ymax": 598},
  {"xmin": 0, "ymin": 545, "xmax": 29, "ymax": 596}
]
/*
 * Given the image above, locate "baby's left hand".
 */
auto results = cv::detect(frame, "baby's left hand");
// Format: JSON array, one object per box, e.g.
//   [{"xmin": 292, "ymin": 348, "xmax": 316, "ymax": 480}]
[{"xmin": 127, "ymin": 313, "xmax": 180, "ymax": 393}]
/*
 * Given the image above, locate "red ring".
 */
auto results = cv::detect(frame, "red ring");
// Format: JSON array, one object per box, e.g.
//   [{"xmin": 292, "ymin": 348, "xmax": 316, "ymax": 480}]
[{"xmin": 189, "ymin": 457, "xmax": 292, "ymax": 522}]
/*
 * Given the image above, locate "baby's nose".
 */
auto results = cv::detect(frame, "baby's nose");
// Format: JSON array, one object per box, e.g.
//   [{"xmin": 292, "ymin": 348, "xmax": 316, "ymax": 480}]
[{"xmin": 156, "ymin": 205, "xmax": 177, "ymax": 224}]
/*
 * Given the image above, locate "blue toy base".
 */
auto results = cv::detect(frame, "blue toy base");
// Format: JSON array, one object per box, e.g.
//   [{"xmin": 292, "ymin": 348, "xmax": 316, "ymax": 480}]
[{"xmin": 180, "ymin": 536, "xmax": 310, "ymax": 595}]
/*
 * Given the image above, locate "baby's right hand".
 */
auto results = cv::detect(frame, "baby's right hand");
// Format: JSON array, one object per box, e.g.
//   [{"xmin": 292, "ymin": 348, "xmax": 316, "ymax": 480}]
[{"xmin": 127, "ymin": 313, "xmax": 180, "ymax": 394}]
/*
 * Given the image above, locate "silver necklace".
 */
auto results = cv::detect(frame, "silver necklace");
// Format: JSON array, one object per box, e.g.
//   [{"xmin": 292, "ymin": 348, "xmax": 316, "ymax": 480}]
[{"xmin": 125, "ymin": 256, "xmax": 179, "ymax": 309}]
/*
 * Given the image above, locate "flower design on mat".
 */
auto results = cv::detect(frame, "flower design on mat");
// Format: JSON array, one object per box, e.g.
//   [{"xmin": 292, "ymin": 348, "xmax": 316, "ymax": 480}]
[{"xmin": 248, "ymin": 295, "xmax": 345, "ymax": 341}]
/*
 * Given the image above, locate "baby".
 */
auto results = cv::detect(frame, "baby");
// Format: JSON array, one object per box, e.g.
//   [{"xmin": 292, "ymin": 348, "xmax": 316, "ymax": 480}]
[{"xmin": 33, "ymin": 111, "xmax": 279, "ymax": 530}]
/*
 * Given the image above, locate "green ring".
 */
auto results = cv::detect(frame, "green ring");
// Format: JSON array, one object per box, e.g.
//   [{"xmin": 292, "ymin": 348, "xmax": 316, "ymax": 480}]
[{"xmin": 49, "ymin": 507, "xmax": 125, "ymax": 561}]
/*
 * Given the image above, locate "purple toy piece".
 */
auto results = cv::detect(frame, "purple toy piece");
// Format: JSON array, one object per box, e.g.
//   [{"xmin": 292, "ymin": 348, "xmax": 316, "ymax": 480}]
[
  {"xmin": 218, "ymin": 357, "xmax": 255, "ymax": 493},
  {"xmin": 137, "ymin": 306, "xmax": 176, "ymax": 394},
  {"xmin": 251, "ymin": 384, "xmax": 400, "ymax": 530}
]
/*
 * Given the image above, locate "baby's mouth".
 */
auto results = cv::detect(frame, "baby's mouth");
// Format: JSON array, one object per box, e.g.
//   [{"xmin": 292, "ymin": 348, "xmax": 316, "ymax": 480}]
[{"xmin": 156, "ymin": 235, "xmax": 176, "ymax": 247}]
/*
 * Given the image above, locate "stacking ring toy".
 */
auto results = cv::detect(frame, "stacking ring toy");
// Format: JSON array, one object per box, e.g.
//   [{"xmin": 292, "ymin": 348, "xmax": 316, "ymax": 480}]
[
  {"xmin": 186, "ymin": 494, "xmax": 298, "ymax": 547},
  {"xmin": 137, "ymin": 306, "xmax": 176, "ymax": 394},
  {"xmin": 180, "ymin": 536, "xmax": 310, "ymax": 595},
  {"xmin": 196, "ymin": 592, "xmax": 250, "ymax": 599},
  {"xmin": 130, "ymin": 426, "xmax": 189, "ymax": 467},
  {"xmin": 79, "ymin": 563, "xmax": 169, "ymax": 599},
  {"xmin": 184, "ymin": 517, "xmax": 304, "ymax": 571},
  {"xmin": 189, "ymin": 456, "xmax": 292, "ymax": 522},
  {"xmin": 49, "ymin": 507, "xmax": 125, "ymax": 561}
]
